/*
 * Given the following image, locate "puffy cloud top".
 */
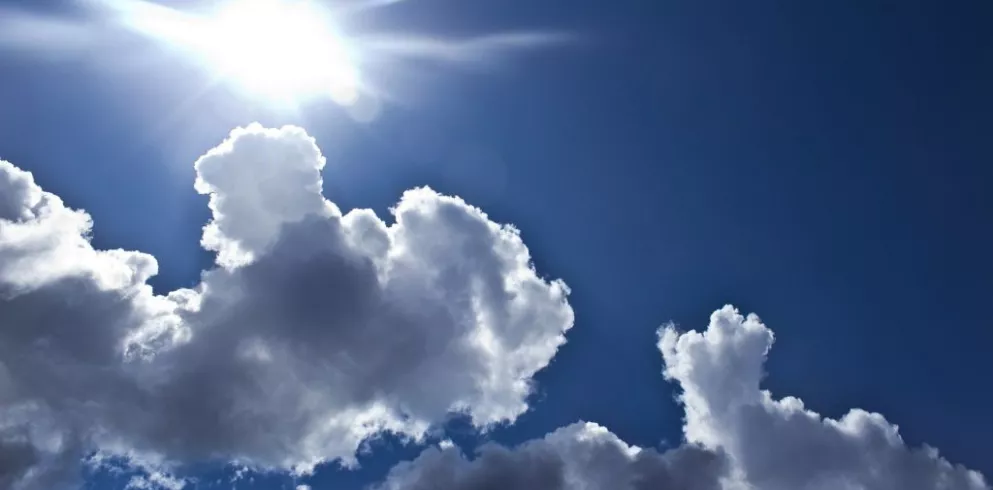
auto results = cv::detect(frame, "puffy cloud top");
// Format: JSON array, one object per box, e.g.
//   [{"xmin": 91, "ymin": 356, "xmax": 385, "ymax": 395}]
[
  {"xmin": 0, "ymin": 124, "xmax": 574, "ymax": 489},
  {"xmin": 193, "ymin": 125, "xmax": 332, "ymax": 267}
]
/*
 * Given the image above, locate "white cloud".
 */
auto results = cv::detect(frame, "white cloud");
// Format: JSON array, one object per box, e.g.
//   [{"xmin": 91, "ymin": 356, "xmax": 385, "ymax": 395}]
[
  {"xmin": 375, "ymin": 306, "xmax": 988, "ymax": 490},
  {"xmin": 0, "ymin": 124, "xmax": 573, "ymax": 489},
  {"xmin": 125, "ymin": 471, "xmax": 186, "ymax": 490},
  {"xmin": 2, "ymin": 124, "xmax": 985, "ymax": 490},
  {"xmin": 660, "ymin": 305, "xmax": 988, "ymax": 490}
]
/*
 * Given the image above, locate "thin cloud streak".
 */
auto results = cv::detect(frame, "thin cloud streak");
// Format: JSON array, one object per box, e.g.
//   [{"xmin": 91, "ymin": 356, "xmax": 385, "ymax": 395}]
[
  {"xmin": 0, "ymin": 8, "xmax": 102, "ymax": 55},
  {"xmin": 357, "ymin": 32, "xmax": 577, "ymax": 65}
]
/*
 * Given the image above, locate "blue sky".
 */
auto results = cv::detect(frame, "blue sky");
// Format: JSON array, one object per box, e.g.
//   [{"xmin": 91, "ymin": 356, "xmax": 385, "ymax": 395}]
[{"xmin": 0, "ymin": 0, "xmax": 991, "ymax": 489}]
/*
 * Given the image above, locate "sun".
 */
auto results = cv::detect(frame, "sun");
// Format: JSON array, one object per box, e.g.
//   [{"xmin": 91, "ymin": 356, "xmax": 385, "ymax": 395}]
[
  {"xmin": 200, "ymin": 0, "xmax": 359, "ymax": 104},
  {"xmin": 112, "ymin": 0, "xmax": 563, "ymax": 111}
]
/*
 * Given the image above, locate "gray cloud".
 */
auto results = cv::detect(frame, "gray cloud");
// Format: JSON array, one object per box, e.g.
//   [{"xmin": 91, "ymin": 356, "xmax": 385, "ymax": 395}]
[
  {"xmin": 375, "ymin": 423, "xmax": 727, "ymax": 490},
  {"xmin": 375, "ymin": 306, "xmax": 988, "ymax": 490},
  {"xmin": 0, "ymin": 435, "xmax": 38, "ymax": 489},
  {"xmin": 0, "ymin": 124, "xmax": 573, "ymax": 489}
]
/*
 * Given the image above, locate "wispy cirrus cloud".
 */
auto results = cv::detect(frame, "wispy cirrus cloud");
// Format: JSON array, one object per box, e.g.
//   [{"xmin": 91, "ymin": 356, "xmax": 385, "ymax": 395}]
[{"xmin": 357, "ymin": 31, "xmax": 576, "ymax": 65}]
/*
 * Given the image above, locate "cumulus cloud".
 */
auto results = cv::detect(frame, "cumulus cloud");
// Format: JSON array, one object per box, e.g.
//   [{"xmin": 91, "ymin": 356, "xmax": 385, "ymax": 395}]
[
  {"xmin": 0, "ymin": 124, "xmax": 573, "ymax": 489},
  {"xmin": 2, "ymin": 124, "xmax": 985, "ymax": 490},
  {"xmin": 376, "ymin": 306, "xmax": 988, "ymax": 490},
  {"xmin": 660, "ymin": 305, "xmax": 988, "ymax": 490}
]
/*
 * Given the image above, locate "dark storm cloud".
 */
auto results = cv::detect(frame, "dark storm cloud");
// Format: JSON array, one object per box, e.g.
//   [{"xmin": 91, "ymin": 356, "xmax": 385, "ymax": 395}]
[{"xmin": 0, "ymin": 436, "xmax": 38, "ymax": 488}]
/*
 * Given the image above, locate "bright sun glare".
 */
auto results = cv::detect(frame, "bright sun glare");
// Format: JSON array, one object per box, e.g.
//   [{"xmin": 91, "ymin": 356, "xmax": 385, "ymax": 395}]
[
  {"xmin": 108, "ymin": 0, "xmax": 564, "ymax": 110},
  {"xmin": 199, "ymin": 0, "xmax": 359, "ymax": 104}
]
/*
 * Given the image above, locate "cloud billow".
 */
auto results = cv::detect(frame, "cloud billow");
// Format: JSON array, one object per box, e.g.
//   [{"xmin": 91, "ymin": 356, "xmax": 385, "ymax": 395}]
[{"xmin": 0, "ymin": 124, "xmax": 574, "ymax": 489}]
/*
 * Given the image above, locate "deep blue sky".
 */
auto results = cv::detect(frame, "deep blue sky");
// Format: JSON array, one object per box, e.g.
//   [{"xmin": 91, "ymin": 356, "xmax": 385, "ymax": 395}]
[{"xmin": 1, "ymin": 0, "xmax": 991, "ymax": 487}]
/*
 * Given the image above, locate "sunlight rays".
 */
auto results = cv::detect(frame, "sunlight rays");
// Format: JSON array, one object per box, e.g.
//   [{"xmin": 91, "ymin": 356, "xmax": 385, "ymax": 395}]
[{"xmin": 2, "ymin": 0, "xmax": 572, "ymax": 113}]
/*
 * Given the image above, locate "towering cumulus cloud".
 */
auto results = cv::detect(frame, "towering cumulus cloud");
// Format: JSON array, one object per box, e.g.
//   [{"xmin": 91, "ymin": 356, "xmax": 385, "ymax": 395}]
[
  {"xmin": 0, "ymin": 124, "xmax": 574, "ymax": 489},
  {"xmin": 376, "ymin": 306, "xmax": 988, "ymax": 490}
]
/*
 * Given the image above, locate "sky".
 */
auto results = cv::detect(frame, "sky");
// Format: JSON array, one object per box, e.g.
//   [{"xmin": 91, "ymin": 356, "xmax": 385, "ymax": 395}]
[{"xmin": 0, "ymin": 0, "xmax": 991, "ymax": 489}]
